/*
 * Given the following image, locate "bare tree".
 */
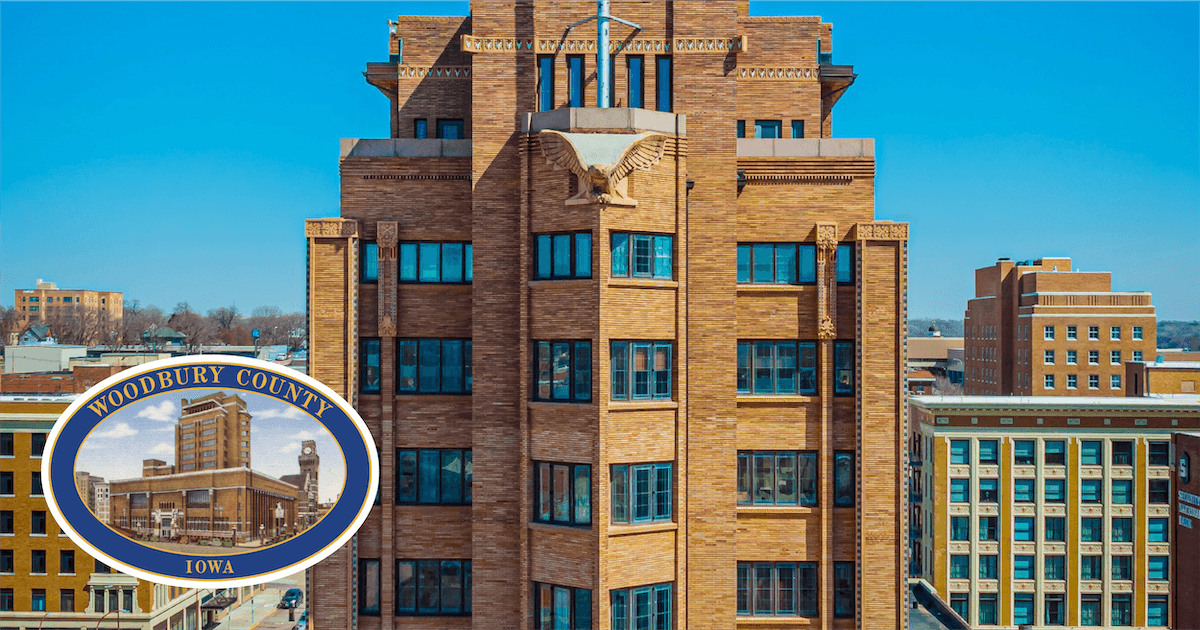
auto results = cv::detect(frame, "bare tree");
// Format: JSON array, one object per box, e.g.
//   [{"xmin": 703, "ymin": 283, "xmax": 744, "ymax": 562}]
[
  {"xmin": 168, "ymin": 305, "xmax": 216, "ymax": 354},
  {"xmin": 43, "ymin": 304, "xmax": 112, "ymax": 347},
  {"xmin": 0, "ymin": 305, "xmax": 19, "ymax": 351},
  {"xmin": 207, "ymin": 305, "xmax": 241, "ymax": 331}
]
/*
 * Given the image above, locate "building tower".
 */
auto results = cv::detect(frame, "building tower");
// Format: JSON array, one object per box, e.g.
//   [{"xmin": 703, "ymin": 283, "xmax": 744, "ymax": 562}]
[
  {"xmin": 175, "ymin": 392, "xmax": 252, "ymax": 472},
  {"xmin": 306, "ymin": 1, "xmax": 908, "ymax": 628},
  {"xmin": 299, "ymin": 440, "xmax": 320, "ymax": 525}
]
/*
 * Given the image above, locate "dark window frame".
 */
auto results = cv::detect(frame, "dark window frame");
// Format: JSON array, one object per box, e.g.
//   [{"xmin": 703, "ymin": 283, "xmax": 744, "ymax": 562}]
[
  {"xmin": 736, "ymin": 243, "xmax": 817, "ymax": 285},
  {"xmin": 361, "ymin": 242, "xmax": 379, "ymax": 283},
  {"xmin": 1148, "ymin": 441, "xmax": 1170, "ymax": 466},
  {"xmin": 753, "ymin": 119, "xmax": 782, "ymax": 139},
  {"xmin": 31, "ymin": 433, "xmax": 47, "ymax": 457},
  {"xmin": 435, "ymin": 118, "xmax": 465, "ymax": 140},
  {"xmin": 612, "ymin": 582, "xmax": 672, "ymax": 629},
  {"xmin": 534, "ymin": 231, "xmax": 592, "ymax": 280},
  {"xmin": 395, "ymin": 559, "xmax": 472, "ymax": 616},
  {"xmin": 0, "ymin": 433, "xmax": 12, "ymax": 456},
  {"xmin": 737, "ymin": 451, "xmax": 818, "ymax": 507},
  {"xmin": 626, "ymin": 55, "xmax": 644, "ymax": 108},
  {"xmin": 535, "ymin": 582, "xmax": 592, "ymax": 630},
  {"xmin": 612, "ymin": 462, "xmax": 673, "ymax": 524},
  {"xmin": 534, "ymin": 461, "xmax": 592, "ymax": 527},
  {"xmin": 537, "ymin": 55, "xmax": 555, "ymax": 112},
  {"xmin": 655, "ymin": 55, "xmax": 672, "ymax": 112},
  {"xmin": 610, "ymin": 232, "xmax": 673, "ymax": 280},
  {"xmin": 534, "ymin": 340, "xmax": 593, "ymax": 403},
  {"xmin": 736, "ymin": 562, "xmax": 815, "ymax": 617},
  {"xmin": 396, "ymin": 338, "xmax": 473, "ymax": 395},
  {"xmin": 361, "ymin": 338, "xmax": 382, "ymax": 394},
  {"xmin": 790, "ymin": 119, "xmax": 805, "ymax": 139},
  {"xmin": 611, "ymin": 341, "xmax": 672, "ymax": 401},
  {"xmin": 395, "ymin": 449, "xmax": 472, "ymax": 506},
  {"xmin": 835, "ymin": 243, "xmax": 855, "ymax": 285},
  {"xmin": 358, "ymin": 558, "xmax": 381, "ymax": 616},
  {"xmin": 737, "ymin": 340, "xmax": 818, "ymax": 395},
  {"xmin": 413, "ymin": 119, "xmax": 428, "ymax": 139},
  {"xmin": 834, "ymin": 451, "xmax": 855, "ymax": 507},
  {"xmin": 567, "ymin": 55, "xmax": 585, "ymax": 107},
  {"xmin": 399, "ymin": 241, "xmax": 473, "ymax": 285}
]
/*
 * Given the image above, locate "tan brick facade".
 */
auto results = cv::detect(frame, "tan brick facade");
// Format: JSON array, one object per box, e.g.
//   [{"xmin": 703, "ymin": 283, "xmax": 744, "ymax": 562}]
[{"xmin": 307, "ymin": 3, "xmax": 905, "ymax": 628}]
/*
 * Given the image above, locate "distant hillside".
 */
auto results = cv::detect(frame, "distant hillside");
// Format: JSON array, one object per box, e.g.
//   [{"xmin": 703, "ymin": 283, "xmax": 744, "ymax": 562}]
[
  {"xmin": 909, "ymin": 318, "xmax": 963, "ymax": 338},
  {"xmin": 1159, "ymin": 321, "xmax": 1200, "ymax": 350}
]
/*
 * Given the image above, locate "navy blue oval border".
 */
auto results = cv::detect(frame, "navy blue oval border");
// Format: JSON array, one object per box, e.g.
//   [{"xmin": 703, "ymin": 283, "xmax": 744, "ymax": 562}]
[{"xmin": 48, "ymin": 361, "xmax": 373, "ymax": 582}]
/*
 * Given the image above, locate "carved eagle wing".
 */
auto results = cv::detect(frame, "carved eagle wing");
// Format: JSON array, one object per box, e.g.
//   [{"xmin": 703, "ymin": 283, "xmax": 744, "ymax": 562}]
[
  {"xmin": 537, "ymin": 130, "xmax": 590, "ymax": 179},
  {"xmin": 611, "ymin": 133, "xmax": 669, "ymax": 181}
]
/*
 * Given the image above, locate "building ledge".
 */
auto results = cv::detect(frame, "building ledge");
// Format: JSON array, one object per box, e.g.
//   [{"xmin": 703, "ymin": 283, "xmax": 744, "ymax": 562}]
[
  {"xmin": 607, "ymin": 278, "xmax": 679, "ymax": 290},
  {"xmin": 607, "ymin": 521, "xmax": 678, "ymax": 537},
  {"xmin": 523, "ymin": 107, "xmax": 685, "ymax": 136},
  {"xmin": 737, "ymin": 138, "xmax": 873, "ymax": 158},
  {"xmin": 340, "ymin": 138, "xmax": 472, "ymax": 159}
]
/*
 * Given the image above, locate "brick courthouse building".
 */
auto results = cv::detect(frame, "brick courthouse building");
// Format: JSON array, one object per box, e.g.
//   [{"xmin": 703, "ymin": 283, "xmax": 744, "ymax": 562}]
[{"xmin": 306, "ymin": 1, "xmax": 907, "ymax": 628}]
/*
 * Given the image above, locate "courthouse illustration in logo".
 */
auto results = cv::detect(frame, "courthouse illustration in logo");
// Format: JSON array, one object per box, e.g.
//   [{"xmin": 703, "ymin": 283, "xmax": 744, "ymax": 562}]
[{"xmin": 43, "ymin": 356, "xmax": 378, "ymax": 587}]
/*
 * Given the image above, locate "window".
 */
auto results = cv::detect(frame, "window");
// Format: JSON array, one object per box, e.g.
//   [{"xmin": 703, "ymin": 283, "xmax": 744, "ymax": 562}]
[
  {"xmin": 737, "ymin": 452, "xmax": 817, "ymax": 506},
  {"xmin": 1044, "ymin": 374, "xmax": 1055, "ymax": 389},
  {"xmin": 1148, "ymin": 596, "xmax": 1168, "ymax": 626},
  {"xmin": 949, "ymin": 478, "xmax": 969, "ymax": 503},
  {"xmin": 612, "ymin": 233, "xmax": 672, "ymax": 279},
  {"xmin": 977, "ymin": 593, "xmax": 997, "ymax": 625},
  {"xmin": 1112, "ymin": 440, "xmax": 1133, "ymax": 465},
  {"xmin": 0, "ymin": 433, "xmax": 11, "ymax": 456},
  {"xmin": 436, "ymin": 119, "xmax": 464, "ymax": 139},
  {"xmin": 978, "ymin": 478, "xmax": 998, "ymax": 503},
  {"xmin": 1014, "ymin": 479, "xmax": 1035, "ymax": 503},
  {"xmin": 396, "ymin": 559, "xmax": 471, "ymax": 616},
  {"xmin": 736, "ymin": 120, "xmax": 746, "ymax": 138},
  {"xmin": 1013, "ymin": 594, "xmax": 1034, "ymax": 626},
  {"xmin": 131, "ymin": 493, "xmax": 148, "ymax": 508},
  {"xmin": 753, "ymin": 120, "xmax": 781, "ymax": 138},
  {"xmin": 60, "ymin": 549, "xmax": 75, "ymax": 574},
  {"xmin": 534, "ymin": 462, "xmax": 591, "ymax": 526},
  {"xmin": 1043, "ymin": 325, "xmax": 1055, "ymax": 340},
  {"xmin": 1067, "ymin": 374, "xmax": 1078, "ymax": 389},
  {"xmin": 834, "ymin": 341, "xmax": 855, "ymax": 394},
  {"xmin": 1014, "ymin": 440, "xmax": 1034, "ymax": 465},
  {"xmin": 1149, "ymin": 479, "xmax": 1170, "ymax": 504},
  {"xmin": 977, "ymin": 440, "xmax": 997, "ymax": 464},
  {"xmin": 655, "ymin": 56, "xmax": 672, "ymax": 112},
  {"xmin": 1133, "ymin": 350, "xmax": 1143, "ymax": 361},
  {"xmin": 1044, "ymin": 555, "xmax": 1065, "ymax": 580},
  {"xmin": 791, "ymin": 120, "xmax": 804, "ymax": 139},
  {"xmin": 0, "ymin": 589, "xmax": 10, "ymax": 612},
  {"xmin": 532, "ymin": 340, "xmax": 592, "ymax": 402},
  {"xmin": 535, "ymin": 232, "xmax": 592, "ymax": 279},
  {"xmin": 1083, "ymin": 558, "xmax": 1103, "ymax": 580},
  {"xmin": 950, "ymin": 516, "xmax": 969, "ymax": 541},
  {"xmin": 60, "ymin": 589, "xmax": 74, "ymax": 613},
  {"xmin": 398, "ymin": 339, "xmax": 472, "ymax": 394},
  {"xmin": 949, "ymin": 440, "xmax": 970, "ymax": 464},
  {"xmin": 612, "ymin": 463, "xmax": 671, "ymax": 523},
  {"xmin": 736, "ymin": 340, "xmax": 815, "ymax": 395},
  {"xmin": 0, "ymin": 550, "xmax": 11, "ymax": 573},
  {"xmin": 1133, "ymin": 325, "xmax": 1143, "ymax": 340},
  {"xmin": 949, "ymin": 593, "xmax": 968, "ymax": 621},
  {"xmin": 395, "ymin": 449, "xmax": 472, "ymax": 505},
  {"xmin": 201, "ymin": 439, "xmax": 216, "ymax": 447},
  {"xmin": 1081, "ymin": 440, "xmax": 1102, "ymax": 465},
  {"xmin": 1148, "ymin": 555, "xmax": 1168, "ymax": 581},
  {"xmin": 612, "ymin": 582, "xmax": 671, "ymax": 628},
  {"xmin": 833, "ymin": 562, "xmax": 853, "ymax": 618},
  {"xmin": 611, "ymin": 341, "xmax": 670, "ymax": 400},
  {"xmin": 1044, "ymin": 349, "xmax": 1055, "ymax": 364},
  {"xmin": 399, "ymin": 241, "xmax": 472, "ymax": 283},
  {"xmin": 95, "ymin": 559, "xmax": 112, "ymax": 573},
  {"xmin": 1067, "ymin": 325, "xmax": 1077, "ymax": 340},
  {"xmin": 31, "ymin": 549, "xmax": 47, "ymax": 574},
  {"xmin": 834, "ymin": 451, "xmax": 854, "ymax": 506},
  {"xmin": 1110, "ymin": 325, "xmax": 1121, "ymax": 340},
  {"xmin": 737, "ymin": 563, "xmax": 813, "ymax": 617},
  {"xmin": 1080, "ymin": 595, "xmax": 1101, "ymax": 626},
  {"xmin": 1112, "ymin": 594, "xmax": 1132, "ymax": 626},
  {"xmin": 31, "ymin": 433, "xmax": 46, "ymax": 456},
  {"xmin": 1111, "ymin": 555, "xmax": 1132, "ymax": 580},
  {"xmin": 1014, "ymin": 517, "xmax": 1035, "ymax": 541},
  {"xmin": 1088, "ymin": 350, "xmax": 1099, "ymax": 365},
  {"xmin": 1081, "ymin": 479, "xmax": 1103, "ymax": 503},
  {"xmin": 1066, "ymin": 350, "xmax": 1077, "ymax": 365},
  {"xmin": 736, "ymin": 243, "xmax": 816, "ymax": 285},
  {"xmin": 949, "ymin": 555, "xmax": 969, "ymax": 579},
  {"xmin": 413, "ymin": 118, "xmax": 428, "ymax": 139},
  {"xmin": 622, "ymin": 55, "xmax": 645, "ymax": 108},
  {"xmin": 32, "ymin": 588, "xmax": 46, "ymax": 612},
  {"xmin": 32, "ymin": 510, "xmax": 46, "ymax": 534},
  {"xmin": 1149, "ymin": 517, "xmax": 1169, "ymax": 542},
  {"xmin": 537, "ymin": 55, "xmax": 555, "ymax": 111},
  {"xmin": 361, "ymin": 339, "xmax": 381, "ymax": 394},
  {"xmin": 1044, "ymin": 479, "xmax": 1065, "ymax": 503},
  {"xmin": 1081, "ymin": 517, "xmax": 1103, "ymax": 542},
  {"xmin": 0, "ymin": 472, "xmax": 11, "ymax": 496},
  {"xmin": 835, "ymin": 244, "xmax": 854, "ymax": 284},
  {"xmin": 1086, "ymin": 325, "xmax": 1098, "ymax": 340},
  {"xmin": 361, "ymin": 242, "xmax": 378, "ymax": 283},
  {"xmin": 1149, "ymin": 441, "xmax": 1170, "ymax": 466},
  {"xmin": 358, "ymin": 559, "xmax": 380, "ymax": 615}
]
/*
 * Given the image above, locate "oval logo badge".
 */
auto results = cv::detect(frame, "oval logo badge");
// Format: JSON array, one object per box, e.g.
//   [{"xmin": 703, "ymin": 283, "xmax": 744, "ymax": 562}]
[{"xmin": 43, "ymin": 355, "xmax": 379, "ymax": 587}]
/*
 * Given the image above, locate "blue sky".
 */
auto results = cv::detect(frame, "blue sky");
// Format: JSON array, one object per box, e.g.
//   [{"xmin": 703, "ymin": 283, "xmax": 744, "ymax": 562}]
[
  {"xmin": 2, "ymin": 2, "xmax": 1197, "ymax": 320},
  {"xmin": 74, "ymin": 389, "xmax": 344, "ymax": 503}
]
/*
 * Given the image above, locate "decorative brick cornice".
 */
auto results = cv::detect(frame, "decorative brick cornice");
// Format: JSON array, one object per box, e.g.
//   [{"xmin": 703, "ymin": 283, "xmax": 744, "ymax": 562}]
[
  {"xmin": 737, "ymin": 66, "xmax": 819, "ymax": 80},
  {"xmin": 397, "ymin": 65, "xmax": 471, "ymax": 79},
  {"xmin": 737, "ymin": 15, "xmax": 822, "ymax": 23},
  {"xmin": 305, "ymin": 219, "xmax": 359, "ymax": 238},
  {"xmin": 461, "ymin": 35, "xmax": 745, "ymax": 54},
  {"xmin": 855, "ymin": 222, "xmax": 909, "ymax": 241}
]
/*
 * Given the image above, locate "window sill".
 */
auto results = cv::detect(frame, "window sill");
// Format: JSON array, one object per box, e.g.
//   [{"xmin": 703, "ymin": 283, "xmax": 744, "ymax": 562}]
[
  {"xmin": 737, "ymin": 395, "xmax": 817, "ymax": 404},
  {"xmin": 608, "ymin": 278, "xmax": 678, "ymax": 289},
  {"xmin": 736, "ymin": 616, "xmax": 819, "ymax": 624},
  {"xmin": 606, "ymin": 400, "xmax": 677, "ymax": 411},
  {"xmin": 736, "ymin": 284, "xmax": 810, "ymax": 293},
  {"xmin": 737, "ymin": 505, "xmax": 818, "ymax": 516},
  {"xmin": 608, "ymin": 521, "xmax": 677, "ymax": 537},
  {"xmin": 528, "ymin": 521, "xmax": 592, "ymax": 534},
  {"xmin": 529, "ymin": 400, "xmax": 596, "ymax": 409},
  {"xmin": 529, "ymin": 278, "xmax": 596, "ymax": 286},
  {"xmin": 394, "ymin": 394, "xmax": 473, "ymax": 402}
]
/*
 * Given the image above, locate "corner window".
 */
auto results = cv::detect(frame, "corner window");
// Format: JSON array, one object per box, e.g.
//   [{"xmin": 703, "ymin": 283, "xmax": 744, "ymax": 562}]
[
  {"xmin": 397, "ymin": 339, "xmax": 472, "ymax": 394},
  {"xmin": 395, "ymin": 449, "xmax": 472, "ymax": 505},
  {"xmin": 536, "ymin": 583, "xmax": 591, "ymax": 630},
  {"xmin": 358, "ymin": 559, "xmax": 381, "ymax": 615},
  {"xmin": 535, "ymin": 340, "xmax": 592, "ymax": 402},
  {"xmin": 612, "ymin": 463, "xmax": 672, "ymax": 523},
  {"xmin": 361, "ymin": 242, "xmax": 379, "ymax": 283},
  {"xmin": 737, "ymin": 452, "xmax": 817, "ymax": 506},
  {"xmin": 396, "ymin": 560, "xmax": 472, "ymax": 616},
  {"xmin": 399, "ymin": 242, "xmax": 472, "ymax": 283},
  {"xmin": 536, "ymin": 232, "xmax": 592, "ymax": 279},
  {"xmin": 567, "ymin": 55, "xmax": 585, "ymax": 107},
  {"xmin": 537, "ymin": 55, "xmax": 555, "ymax": 111},
  {"xmin": 655, "ymin": 56, "xmax": 672, "ymax": 112},
  {"xmin": 611, "ymin": 341, "xmax": 671, "ymax": 400},
  {"xmin": 736, "ymin": 243, "xmax": 816, "ymax": 284},
  {"xmin": 627, "ymin": 56, "xmax": 644, "ymax": 108},
  {"xmin": 612, "ymin": 233, "xmax": 671, "ymax": 279},
  {"xmin": 436, "ymin": 119, "xmax": 464, "ymax": 139},
  {"xmin": 361, "ymin": 339, "xmax": 381, "ymax": 394},
  {"xmin": 534, "ymin": 462, "xmax": 591, "ymax": 526}
]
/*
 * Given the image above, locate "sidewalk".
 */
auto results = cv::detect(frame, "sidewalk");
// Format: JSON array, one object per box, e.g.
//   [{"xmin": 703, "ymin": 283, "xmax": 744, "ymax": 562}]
[{"xmin": 212, "ymin": 571, "xmax": 305, "ymax": 630}]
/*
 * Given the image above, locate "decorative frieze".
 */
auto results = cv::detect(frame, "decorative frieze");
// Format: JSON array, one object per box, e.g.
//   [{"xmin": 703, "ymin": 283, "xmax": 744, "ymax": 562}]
[
  {"xmin": 855, "ymin": 221, "xmax": 908, "ymax": 242},
  {"xmin": 460, "ymin": 35, "xmax": 746, "ymax": 54},
  {"xmin": 306, "ymin": 219, "xmax": 359, "ymax": 238},
  {"xmin": 737, "ymin": 66, "xmax": 819, "ymax": 80},
  {"xmin": 396, "ymin": 65, "xmax": 472, "ymax": 79}
]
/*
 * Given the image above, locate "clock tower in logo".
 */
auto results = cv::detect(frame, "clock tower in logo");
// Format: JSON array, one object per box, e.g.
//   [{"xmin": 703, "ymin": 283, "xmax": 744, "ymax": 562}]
[{"xmin": 297, "ymin": 440, "xmax": 319, "ymax": 526}]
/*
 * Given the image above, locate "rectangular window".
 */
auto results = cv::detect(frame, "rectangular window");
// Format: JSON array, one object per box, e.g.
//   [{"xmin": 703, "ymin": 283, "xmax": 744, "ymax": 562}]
[
  {"xmin": 1044, "ymin": 349, "xmax": 1055, "ymax": 364},
  {"xmin": 610, "ymin": 341, "xmax": 669, "ymax": 401},
  {"xmin": 1067, "ymin": 350, "xmax": 1077, "ymax": 364},
  {"xmin": 398, "ymin": 242, "xmax": 472, "ymax": 283},
  {"xmin": 1044, "ymin": 325, "xmax": 1055, "ymax": 340},
  {"xmin": 950, "ymin": 516, "xmax": 969, "ymax": 541},
  {"xmin": 736, "ymin": 243, "xmax": 816, "ymax": 284},
  {"xmin": 1081, "ymin": 479, "xmax": 1103, "ymax": 503},
  {"xmin": 361, "ymin": 338, "xmax": 381, "ymax": 394},
  {"xmin": 566, "ymin": 55, "xmax": 585, "ymax": 107},
  {"xmin": 612, "ymin": 233, "xmax": 672, "ymax": 279},
  {"xmin": 0, "ymin": 472, "xmax": 10, "ymax": 496},
  {"xmin": 1066, "ymin": 325, "xmax": 1077, "ymax": 340},
  {"xmin": 977, "ymin": 440, "xmax": 998, "ymax": 464},
  {"xmin": 397, "ymin": 339, "xmax": 472, "ymax": 394},
  {"xmin": 832, "ymin": 562, "xmax": 853, "ymax": 617},
  {"xmin": 535, "ymin": 232, "xmax": 592, "ymax": 279},
  {"xmin": 1149, "ymin": 441, "xmax": 1170, "ymax": 466},
  {"xmin": 949, "ymin": 555, "xmax": 969, "ymax": 579},
  {"xmin": 1067, "ymin": 374, "xmax": 1078, "ymax": 389},
  {"xmin": 1013, "ymin": 440, "xmax": 1035, "ymax": 465},
  {"xmin": 361, "ymin": 242, "xmax": 378, "ymax": 283},
  {"xmin": 611, "ymin": 583, "xmax": 670, "ymax": 629},
  {"xmin": 414, "ymin": 119, "xmax": 428, "ymax": 139},
  {"xmin": 978, "ymin": 555, "xmax": 997, "ymax": 578},
  {"xmin": 1149, "ymin": 517, "xmax": 1169, "ymax": 542},
  {"xmin": 1111, "ymin": 555, "xmax": 1132, "ymax": 580},
  {"xmin": 1013, "ymin": 594, "xmax": 1034, "ymax": 625},
  {"xmin": 396, "ymin": 559, "xmax": 471, "ymax": 615},
  {"xmin": 978, "ymin": 478, "xmax": 998, "ymax": 503},
  {"xmin": 1081, "ymin": 440, "xmax": 1102, "ymax": 465},
  {"xmin": 625, "ymin": 55, "xmax": 645, "ymax": 108},
  {"xmin": 357, "ymin": 559, "xmax": 380, "ymax": 615},
  {"xmin": 1148, "ymin": 596, "xmax": 1168, "ymax": 626},
  {"xmin": 1112, "ymin": 479, "xmax": 1133, "ymax": 504},
  {"xmin": 1044, "ymin": 479, "xmax": 1065, "ymax": 503},
  {"xmin": 1044, "ymin": 594, "xmax": 1065, "ymax": 626},
  {"xmin": 1014, "ymin": 517, "xmax": 1035, "ymax": 541},
  {"xmin": 790, "ymin": 120, "xmax": 804, "ymax": 139},
  {"xmin": 32, "ymin": 510, "xmax": 46, "ymax": 534},
  {"xmin": 736, "ymin": 120, "xmax": 746, "ymax": 138},
  {"xmin": 737, "ymin": 452, "xmax": 817, "ymax": 507},
  {"xmin": 2, "ymin": 510, "xmax": 15, "ymax": 534},
  {"xmin": 1044, "ymin": 555, "xmax": 1065, "ymax": 580},
  {"xmin": 1134, "ymin": 350, "xmax": 1143, "ymax": 361},
  {"xmin": 736, "ymin": 340, "xmax": 815, "ymax": 395},
  {"xmin": 1148, "ymin": 555, "xmax": 1169, "ymax": 581},
  {"xmin": 1110, "ymin": 325, "xmax": 1121, "ymax": 340},
  {"xmin": 436, "ymin": 119, "xmax": 464, "ymax": 140},
  {"xmin": 60, "ymin": 588, "xmax": 74, "ymax": 613},
  {"xmin": 1045, "ymin": 440, "xmax": 1065, "ymax": 464},
  {"xmin": 31, "ymin": 588, "xmax": 46, "ymax": 612},
  {"xmin": 753, "ymin": 120, "xmax": 781, "ymax": 138},
  {"xmin": 534, "ymin": 462, "xmax": 591, "ymax": 526},
  {"xmin": 537, "ymin": 55, "xmax": 555, "ymax": 111},
  {"xmin": 31, "ymin": 549, "xmax": 47, "ymax": 574},
  {"xmin": 1112, "ymin": 594, "xmax": 1132, "ymax": 626},
  {"xmin": 395, "ymin": 449, "xmax": 472, "ymax": 505},
  {"xmin": 1088, "ymin": 325, "xmax": 1099, "ymax": 340},
  {"xmin": 1088, "ymin": 350, "xmax": 1099, "ymax": 365},
  {"xmin": 0, "ymin": 550, "xmax": 11, "ymax": 573},
  {"xmin": 834, "ymin": 341, "xmax": 854, "ymax": 394},
  {"xmin": 1081, "ymin": 595, "xmax": 1101, "ymax": 626},
  {"xmin": 1081, "ymin": 517, "xmax": 1103, "ymax": 542},
  {"xmin": 1044, "ymin": 374, "xmax": 1055, "ymax": 389},
  {"xmin": 1133, "ymin": 325, "xmax": 1143, "ymax": 340},
  {"xmin": 949, "ymin": 593, "xmax": 968, "ymax": 621},
  {"xmin": 32, "ymin": 433, "xmax": 46, "ymax": 456},
  {"xmin": 610, "ymin": 463, "xmax": 672, "ymax": 524},
  {"xmin": 1150, "ymin": 479, "xmax": 1170, "ymax": 504},
  {"xmin": 1110, "ymin": 373, "xmax": 1121, "ymax": 389},
  {"xmin": 0, "ymin": 433, "xmax": 12, "ymax": 456},
  {"xmin": 1014, "ymin": 479, "xmax": 1035, "ymax": 503},
  {"xmin": 949, "ymin": 440, "xmax": 970, "ymax": 464},
  {"xmin": 834, "ymin": 451, "xmax": 854, "ymax": 507},
  {"xmin": 949, "ymin": 478, "xmax": 969, "ymax": 503},
  {"xmin": 655, "ymin": 56, "xmax": 672, "ymax": 112},
  {"xmin": 835, "ymin": 243, "xmax": 854, "ymax": 284},
  {"xmin": 978, "ymin": 594, "xmax": 997, "ymax": 625}
]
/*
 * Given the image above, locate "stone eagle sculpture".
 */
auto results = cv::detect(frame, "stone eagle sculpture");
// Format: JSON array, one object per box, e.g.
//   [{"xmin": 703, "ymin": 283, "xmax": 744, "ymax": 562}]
[{"xmin": 537, "ymin": 130, "xmax": 669, "ymax": 206}]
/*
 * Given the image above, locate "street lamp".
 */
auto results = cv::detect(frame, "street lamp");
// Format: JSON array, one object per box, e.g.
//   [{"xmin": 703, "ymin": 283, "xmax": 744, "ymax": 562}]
[{"xmin": 94, "ymin": 609, "xmax": 121, "ymax": 630}]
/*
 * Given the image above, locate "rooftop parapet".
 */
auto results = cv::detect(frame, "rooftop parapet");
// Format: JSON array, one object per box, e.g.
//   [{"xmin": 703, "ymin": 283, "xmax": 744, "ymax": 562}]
[
  {"xmin": 737, "ymin": 138, "xmax": 873, "ymax": 158},
  {"xmin": 340, "ymin": 138, "xmax": 472, "ymax": 159},
  {"xmin": 522, "ymin": 107, "xmax": 685, "ymax": 135}
]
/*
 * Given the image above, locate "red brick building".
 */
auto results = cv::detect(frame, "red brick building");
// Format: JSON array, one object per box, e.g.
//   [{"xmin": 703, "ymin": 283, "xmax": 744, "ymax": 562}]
[
  {"xmin": 306, "ymin": 2, "xmax": 907, "ymax": 628},
  {"xmin": 1174, "ymin": 431, "xmax": 1200, "ymax": 629}
]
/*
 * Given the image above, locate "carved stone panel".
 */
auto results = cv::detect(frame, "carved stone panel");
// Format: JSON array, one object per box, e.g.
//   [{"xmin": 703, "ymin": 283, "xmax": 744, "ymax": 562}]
[{"xmin": 377, "ymin": 221, "xmax": 399, "ymax": 338}]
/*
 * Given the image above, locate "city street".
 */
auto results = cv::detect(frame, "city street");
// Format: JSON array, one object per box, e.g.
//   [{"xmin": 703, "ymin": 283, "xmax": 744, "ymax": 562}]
[{"xmin": 212, "ymin": 571, "xmax": 305, "ymax": 630}]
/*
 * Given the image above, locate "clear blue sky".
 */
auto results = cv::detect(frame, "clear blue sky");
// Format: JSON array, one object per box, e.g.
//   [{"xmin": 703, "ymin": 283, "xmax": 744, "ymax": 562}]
[{"xmin": 3, "ymin": 2, "xmax": 1197, "ymax": 320}]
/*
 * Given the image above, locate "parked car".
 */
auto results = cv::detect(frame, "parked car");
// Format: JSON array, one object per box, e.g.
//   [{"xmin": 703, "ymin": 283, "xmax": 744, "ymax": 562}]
[
  {"xmin": 294, "ymin": 610, "xmax": 308, "ymax": 630},
  {"xmin": 278, "ymin": 589, "xmax": 303, "ymax": 609}
]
